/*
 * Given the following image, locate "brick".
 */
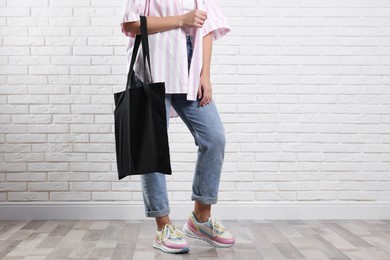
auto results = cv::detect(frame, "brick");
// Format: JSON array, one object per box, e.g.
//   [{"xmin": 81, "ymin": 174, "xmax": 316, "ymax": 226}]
[
  {"xmin": 71, "ymin": 85, "xmax": 113, "ymax": 94},
  {"xmin": 94, "ymin": 115, "xmax": 114, "ymax": 124},
  {"xmin": 7, "ymin": 0, "xmax": 48, "ymax": 6},
  {"xmin": 31, "ymin": 7, "xmax": 72, "ymax": 16},
  {"xmin": 29, "ymin": 66, "xmax": 69, "ymax": 75},
  {"xmin": 31, "ymin": 47, "xmax": 71, "ymax": 55},
  {"xmin": 0, "ymin": 124, "xmax": 27, "ymax": 134},
  {"xmin": 8, "ymin": 95, "xmax": 48, "ymax": 103},
  {"xmin": 297, "ymin": 191, "xmax": 338, "ymax": 200},
  {"xmin": 256, "ymin": 191, "xmax": 297, "ymax": 201},
  {"xmin": 30, "ymin": 105, "xmax": 70, "ymax": 114},
  {"xmin": 69, "ymin": 182, "xmax": 110, "ymax": 191},
  {"xmin": 90, "ymin": 172, "xmax": 117, "ymax": 181},
  {"xmin": 90, "ymin": 76, "xmax": 124, "ymax": 84},
  {"xmin": 0, "ymin": 162, "xmax": 27, "ymax": 172},
  {"xmin": 7, "ymin": 17, "xmax": 48, "ymax": 26},
  {"xmin": 0, "ymin": 144, "xmax": 31, "ymax": 153},
  {"xmin": 4, "ymin": 153, "xmax": 44, "ymax": 162},
  {"xmin": 50, "ymin": 192, "xmax": 90, "ymax": 201},
  {"xmin": 0, "ymin": 182, "xmax": 27, "ymax": 191},
  {"xmin": 48, "ymin": 172, "xmax": 89, "ymax": 181},
  {"xmin": 47, "ymin": 133, "xmax": 89, "ymax": 143},
  {"xmin": 70, "ymin": 163, "xmax": 110, "ymax": 172},
  {"xmin": 0, "ymin": 115, "xmax": 11, "ymax": 124},
  {"xmin": 28, "ymin": 162, "xmax": 68, "ymax": 172},
  {"xmin": 91, "ymin": 0, "xmax": 122, "ymax": 7},
  {"xmin": 73, "ymin": 47, "xmax": 112, "ymax": 55},
  {"xmin": 8, "ymin": 192, "xmax": 48, "ymax": 201},
  {"xmin": 86, "ymin": 153, "xmax": 115, "ymax": 161},
  {"xmin": 52, "ymin": 115, "xmax": 93, "ymax": 124},
  {"xmin": 92, "ymin": 192, "xmax": 132, "ymax": 200},
  {"xmin": 219, "ymin": 191, "xmax": 255, "ymax": 201},
  {"xmin": 7, "ymin": 76, "xmax": 47, "ymax": 85},
  {"xmin": 29, "ymin": 27, "xmax": 70, "ymax": 36},
  {"xmin": 0, "ymin": 8, "xmax": 29, "ymax": 16},
  {"xmin": 12, "ymin": 115, "xmax": 52, "ymax": 124},
  {"xmin": 3, "ymin": 37, "xmax": 44, "ymax": 46},
  {"xmin": 27, "ymin": 123, "xmax": 68, "ymax": 135},
  {"xmin": 70, "ymin": 124, "xmax": 111, "ymax": 133},
  {"xmin": 172, "ymin": 191, "xmax": 192, "ymax": 201},
  {"xmin": 73, "ymin": 143, "xmax": 114, "ymax": 153},
  {"xmin": 9, "ymin": 56, "xmax": 51, "ymax": 65},
  {"xmin": 28, "ymin": 182, "xmax": 68, "ymax": 191},
  {"xmin": 49, "ymin": 17, "xmax": 90, "ymax": 26},
  {"xmin": 71, "ymin": 27, "xmax": 112, "ymax": 36},
  {"xmin": 52, "ymin": 56, "xmax": 90, "ymax": 65},
  {"xmin": 7, "ymin": 172, "xmax": 46, "ymax": 181},
  {"xmin": 71, "ymin": 105, "xmax": 112, "ymax": 114},
  {"xmin": 50, "ymin": 0, "xmax": 90, "ymax": 6},
  {"xmin": 338, "ymin": 191, "xmax": 378, "ymax": 201},
  {"xmin": 237, "ymin": 182, "xmax": 277, "ymax": 191},
  {"xmin": 111, "ymin": 182, "xmax": 139, "ymax": 191},
  {"xmin": 73, "ymin": 7, "xmax": 115, "ymax": 17},
  {"xmin": 70, "ymin": 66, "xmax": 110, "ymax": 75},
  {"xmin": 0, "ymin": 47, "xmax": 30, "ymax": 55},
  {"xmin": 46, "ymin": 153, "xmax": 86, "ymax": 162}
]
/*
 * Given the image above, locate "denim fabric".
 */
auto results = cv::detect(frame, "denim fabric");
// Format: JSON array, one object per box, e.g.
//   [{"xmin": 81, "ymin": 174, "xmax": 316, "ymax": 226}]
[
  {"xmin": 136, "ymin": 35, "xmax": 226, "ymax": 218},
  {"xmin": 186, "ymin": 35, "xmax": 193, "ymax": 72}
]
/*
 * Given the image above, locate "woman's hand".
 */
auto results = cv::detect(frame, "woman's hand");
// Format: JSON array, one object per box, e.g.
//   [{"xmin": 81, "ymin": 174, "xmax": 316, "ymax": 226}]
[
  {"xmin": 198, "ymin": 74, "xmax": 212, "ymax": 107},
  {"xmin": 179, "ymin": 10, "xmax": 207, "ymax": 28}
]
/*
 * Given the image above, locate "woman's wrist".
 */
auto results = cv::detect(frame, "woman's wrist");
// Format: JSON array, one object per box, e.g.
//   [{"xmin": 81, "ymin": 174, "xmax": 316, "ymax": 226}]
[
  {"xmin": 201, "ymin": 72, "xmax": 210, "ymax": 78},
  {"xmin": 177, "ymin": 15, "xmax": 184, "ymax": 28},
  {"xmin": 200, "ymin": 71, "xmax": 211, "ymax": 83}
]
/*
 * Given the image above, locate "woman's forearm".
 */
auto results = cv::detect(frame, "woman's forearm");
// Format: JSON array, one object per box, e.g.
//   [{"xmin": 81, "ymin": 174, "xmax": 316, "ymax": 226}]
[
  {"xmin": 122, "ymin": 10, "xmax": 207, "ymax": 35},
  {"xmin": 201, "ymin": 32, "xmax": 213, "ymax": 77},
  {"xmin": 122, "ymin": 16, "xmax": 182, "ymax": 35}
]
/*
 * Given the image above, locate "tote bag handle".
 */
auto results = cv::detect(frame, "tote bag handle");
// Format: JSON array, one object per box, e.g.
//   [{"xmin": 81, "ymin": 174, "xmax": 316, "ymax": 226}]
[{"xmin": 126, "ymin": 15, "xmax": 153, "ymax": 90}]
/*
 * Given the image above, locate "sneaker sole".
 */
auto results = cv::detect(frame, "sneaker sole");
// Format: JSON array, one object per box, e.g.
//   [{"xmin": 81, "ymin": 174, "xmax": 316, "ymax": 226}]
[
  {"xmin": 153, "ymin": 242, "xmax": 190, "ymax": 254},
  {"xmin": 182, "ymin": 223, "xmax": 234, "ymax": 248}
]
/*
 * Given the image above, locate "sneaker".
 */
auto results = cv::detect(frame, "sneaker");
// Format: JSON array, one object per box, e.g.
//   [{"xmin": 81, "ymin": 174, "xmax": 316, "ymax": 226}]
[
  {"xmin": 153, "ymin": 223, "xmax": 190, "ymax": 254},
  {"xmin": 182, "ymin": 212, "xmax": 235, "ymax": 248}
]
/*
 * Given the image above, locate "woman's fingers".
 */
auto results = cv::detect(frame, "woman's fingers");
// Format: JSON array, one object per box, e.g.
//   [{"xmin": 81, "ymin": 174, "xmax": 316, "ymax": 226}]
[
  {"xmin": 196, "ymin": 10, "xmax": 207, "ymax": 21},
  {"xmin": 187, "ymin": 10, "xmax": 207, "ymax": 28},
  {"xmin": 199, "ymin": 88, "xmax": 212, "ymax": 107},
  {"xmin": 200, "ymin": 93, "xmax": 211, "ymax": 107},
  {"xmin": 198, "ymin": 85, "xmax": 203, "ymax": 99}
]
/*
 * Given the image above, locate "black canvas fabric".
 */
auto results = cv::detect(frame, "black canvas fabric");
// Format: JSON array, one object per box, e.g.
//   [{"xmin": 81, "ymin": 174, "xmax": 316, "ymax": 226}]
[{"xmin": 113, "ymin": 16, "xmax": 172, "ymax": 180}]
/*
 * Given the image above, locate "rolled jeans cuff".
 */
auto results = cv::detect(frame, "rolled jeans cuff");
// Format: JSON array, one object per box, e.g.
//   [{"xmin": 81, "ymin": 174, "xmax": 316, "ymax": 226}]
[
  {"xmin": 145, "ymin": 206, "xmax": 170, "ymax": 218},
  {"xmin": 191, "ymin": 194, "xmax": 218, "ymax": 205}
]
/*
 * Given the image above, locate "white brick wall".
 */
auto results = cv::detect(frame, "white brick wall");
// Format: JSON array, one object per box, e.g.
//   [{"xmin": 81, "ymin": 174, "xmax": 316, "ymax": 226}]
[{"xmin": 1, "ymin": 0, "xmax": 390, "ymax": 207}]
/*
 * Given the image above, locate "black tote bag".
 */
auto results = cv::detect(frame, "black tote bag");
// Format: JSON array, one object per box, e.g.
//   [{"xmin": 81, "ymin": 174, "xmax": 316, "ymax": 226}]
[{"xmin": 113, "ymin": 16, "xmax": 172, "ymax": 180}]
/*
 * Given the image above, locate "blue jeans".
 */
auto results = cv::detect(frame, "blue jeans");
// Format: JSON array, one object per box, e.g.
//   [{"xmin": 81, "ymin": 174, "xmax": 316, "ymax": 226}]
[{"xmin": 138, "ymin": 35, "xmax": 226, "ymax": 218}]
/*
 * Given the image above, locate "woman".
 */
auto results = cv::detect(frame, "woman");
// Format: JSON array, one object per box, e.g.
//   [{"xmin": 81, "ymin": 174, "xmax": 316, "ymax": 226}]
[{"xmin": 121, "ymin": 0, "xmax": 234, "ymax": 254}]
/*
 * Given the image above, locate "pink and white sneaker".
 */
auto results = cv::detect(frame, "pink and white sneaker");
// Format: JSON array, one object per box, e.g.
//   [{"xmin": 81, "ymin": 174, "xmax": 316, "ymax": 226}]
[
  {"xmin": 182, "ymin": 212, "xmax": 236, "ymax": 248},
  {"xmin": 153, "ymin": 223, "xmax": 190, "ymax": 254}
]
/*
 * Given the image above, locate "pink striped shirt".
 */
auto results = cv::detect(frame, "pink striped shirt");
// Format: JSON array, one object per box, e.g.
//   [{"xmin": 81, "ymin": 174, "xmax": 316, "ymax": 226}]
[{"xmin": 121, "ymin": 0, "xmax": 230, "ymax": 118}]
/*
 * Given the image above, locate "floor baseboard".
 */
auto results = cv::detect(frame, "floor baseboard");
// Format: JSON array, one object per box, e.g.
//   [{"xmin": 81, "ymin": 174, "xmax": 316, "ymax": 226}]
[{"xmin": 1, "ymin": 202, "xmax": 389, "ymax": 220}]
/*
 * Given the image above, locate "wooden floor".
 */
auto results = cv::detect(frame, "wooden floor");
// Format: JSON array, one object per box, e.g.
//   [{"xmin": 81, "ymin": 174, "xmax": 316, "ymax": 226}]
[{"xmin": 0, "ymin": 219, "xmax": 390, "ymax": 260}]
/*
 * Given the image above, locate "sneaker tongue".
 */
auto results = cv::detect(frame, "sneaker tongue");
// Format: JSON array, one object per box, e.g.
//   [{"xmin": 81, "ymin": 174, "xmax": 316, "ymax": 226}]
[{"xmin": 165, "ymin": 224, "xmax": 183, "ymax": 239}]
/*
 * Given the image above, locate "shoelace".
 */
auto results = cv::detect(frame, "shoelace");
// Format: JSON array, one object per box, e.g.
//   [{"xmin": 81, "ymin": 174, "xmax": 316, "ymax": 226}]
[
  {"xmin": 160, "ymin": 224, "xmax": 184, "ymax": 242},
  {"xmin": 210, "ymin": 217, "xmax": 226, "ymax": 235}
]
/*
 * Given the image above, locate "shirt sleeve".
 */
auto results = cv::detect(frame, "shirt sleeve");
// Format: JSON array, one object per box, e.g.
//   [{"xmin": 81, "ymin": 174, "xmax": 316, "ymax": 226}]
[
  {"xmin": 121, "ymin": 0, "xmax": 147, "ymax": 37},
  {"xmin": 201, "ymin": 0, "xmax": 231, "ymax": 40}
]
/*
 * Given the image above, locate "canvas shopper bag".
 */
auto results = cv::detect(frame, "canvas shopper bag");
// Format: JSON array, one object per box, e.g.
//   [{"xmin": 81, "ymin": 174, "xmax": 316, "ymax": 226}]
[{"xmin": 113, "ymin": 16, "xmax": 172, "ymax": 180}]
